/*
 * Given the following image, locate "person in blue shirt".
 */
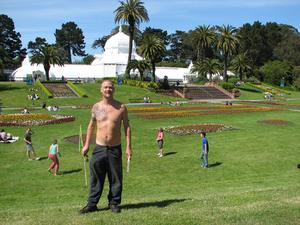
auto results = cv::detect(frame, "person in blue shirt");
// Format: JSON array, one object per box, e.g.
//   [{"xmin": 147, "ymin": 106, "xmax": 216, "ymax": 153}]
[
  {"xmin": 48, "ymin": 139, "xmax": 61, "ymax": 176},
  {"xmin": 200, "ymin": 131, "xmax": 209, "ymax": 168}
]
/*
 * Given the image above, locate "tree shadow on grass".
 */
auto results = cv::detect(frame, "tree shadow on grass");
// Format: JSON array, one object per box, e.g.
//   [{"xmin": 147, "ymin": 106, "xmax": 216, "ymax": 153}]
[
  {"xmin": 61, "ymin": 168, "xmax": 82, "ymax": 175},
  {"xmin": 120, "ymin": 198, "xmax": 189, "ymax": 210},
  {"xmin": 164, "ymin": 152, "xmax": 177, "ymax": 156},
  {"xmin": 0, "ymin": 85, "xmax": 23, "ymax": 91},
  {"xmin": 209, "ymin": 161, "xmax": 222, "ymax": 168}
]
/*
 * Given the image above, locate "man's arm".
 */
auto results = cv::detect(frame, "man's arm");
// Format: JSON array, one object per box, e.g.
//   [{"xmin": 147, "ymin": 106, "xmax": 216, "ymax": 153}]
[
  {"xmin": 204, "ymin": 142, "xmax": 208, "ymax": 154},
  {"xmin": 24, "ymin": 137, "xmax": 31, "ymax": 144},
  {"xmin": 122, "ymin": 106, "xmax": 132, "ymax": 160},
  {"xmin": 82, "ymin": 114, "xmax": 96, "ymax": 156}
]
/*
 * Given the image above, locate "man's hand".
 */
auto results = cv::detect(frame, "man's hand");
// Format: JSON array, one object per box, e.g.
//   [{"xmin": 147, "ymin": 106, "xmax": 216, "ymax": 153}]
[
  {"xmin": 82, "ymin": 146, "xmax": 89, "ymax": 157},
  {"xmin": 126, "ymin": 147, "xmax": 132, "ymax": 160}
]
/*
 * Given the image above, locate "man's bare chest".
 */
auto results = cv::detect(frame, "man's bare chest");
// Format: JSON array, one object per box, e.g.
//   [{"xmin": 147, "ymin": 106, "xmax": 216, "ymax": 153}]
[{"xmin": 93, "ymin": 105, "xmax": 122, "ymax": 122}]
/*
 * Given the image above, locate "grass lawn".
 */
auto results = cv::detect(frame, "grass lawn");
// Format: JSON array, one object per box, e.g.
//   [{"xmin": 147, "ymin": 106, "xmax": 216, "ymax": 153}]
[{"xmin": 0, "ymin": 82, "xmax": 300, "ymax": 225}]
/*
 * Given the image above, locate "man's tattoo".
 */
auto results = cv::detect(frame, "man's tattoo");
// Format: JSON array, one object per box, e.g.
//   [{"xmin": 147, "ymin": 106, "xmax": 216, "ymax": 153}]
[{"xmin": 93, "ymin": 106, "xmax": 107, "ymax": 120}]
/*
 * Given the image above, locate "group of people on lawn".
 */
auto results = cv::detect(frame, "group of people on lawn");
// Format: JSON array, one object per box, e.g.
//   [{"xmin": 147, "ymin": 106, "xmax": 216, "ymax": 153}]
[{"xmin": 9, "ymin": 80, "xmax": 209, "ymax": 215}]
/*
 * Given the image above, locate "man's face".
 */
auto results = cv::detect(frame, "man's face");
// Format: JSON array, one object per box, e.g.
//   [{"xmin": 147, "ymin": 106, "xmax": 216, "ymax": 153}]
[{"xmin": 101, "ymin": 81, "xmax": 114, "ymax": 98}]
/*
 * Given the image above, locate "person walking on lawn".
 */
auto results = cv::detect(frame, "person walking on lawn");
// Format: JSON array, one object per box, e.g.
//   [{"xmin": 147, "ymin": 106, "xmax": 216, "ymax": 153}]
[
  {"xmin": 24, "ymin": 128, "xmax": 39, "ymax": 161},
  {"xmin": 48, "ymin": 139, "xmax": 61, "ymax": 176},
  {"xmin": 200, "ymin": 131, "xmax": 209, "ymax": 168}
]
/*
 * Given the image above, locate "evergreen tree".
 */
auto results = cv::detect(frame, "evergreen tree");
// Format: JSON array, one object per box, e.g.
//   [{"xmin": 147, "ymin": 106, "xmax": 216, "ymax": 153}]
[
  {"xmin": 55, "ymin": 22, "xmax": 86, "ymax": 63},
  {"xmin": 0, "ymin": 14, "xmax": 26, "ymax": 80}
]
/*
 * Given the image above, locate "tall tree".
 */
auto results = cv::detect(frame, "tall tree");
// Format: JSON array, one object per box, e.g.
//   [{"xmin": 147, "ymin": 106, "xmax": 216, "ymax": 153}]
[
  {"xmin": 192, "ymin": 58, "xmax": 221, "ymax": 82},
  {"xmin": 127, "ymin": 59, "xmax": 150, "ymax": 80},
  {"xmin": 192, "ymin": 25, "xmax": 216, "ymax": 61},
  {"xmin": 114, "ymin": 0, "xmax": 149, "ymax": 77},
  {"xmin": 273, "ymin": 29, "xmax": 300, "ymax": 66},
  {"xmin": 142, "ymin": 27, "xmax": 169, "ymax": 46},
  {"xmin": 216, "ymin": 25, "xmax": 240, "ymax": 82},
  {"xmin": 167, "ymin": 30, "xmax": 184, "ymax": 62},
  {"xmin": 55, "ymin": 22, "xmax": 86, "ymax": 63},
  {"xmin": 28, "ymin": 37, "xmax": 65, "ymax": 81},
  {"xmin": 0, "ymin": 14, "xmax": 26, "ymax": 80},
  {"xmin": 139, "ymin": 34, "xmax": 166, "ymax": 81},
  {"xmin": 230, "ymin": 53, "xmax": 251, "ymax": 81}
]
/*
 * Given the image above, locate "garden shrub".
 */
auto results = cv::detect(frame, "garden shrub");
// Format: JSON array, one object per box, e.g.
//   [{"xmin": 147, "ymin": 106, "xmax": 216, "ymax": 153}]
[
  {"xmin": 220, "ymin": 82, "xmax": 235, "ymax": 91},
  {"xmin": 293, "ymin": 76, "xmax": 300, "ymax": 90},
  {"xmin": 36, "ymin": 80, "xmax": 53, "ymax": 98},
  {"xmin": 67, "ymin": 81, "xmax": 88, "ymax": 97},
  {"xmin": 245, "ymin": 76, "xmax": 261, "ymax": 84}
]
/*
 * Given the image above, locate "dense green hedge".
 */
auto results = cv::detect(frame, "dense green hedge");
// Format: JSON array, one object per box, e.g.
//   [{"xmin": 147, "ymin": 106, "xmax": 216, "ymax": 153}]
[
  {"xmin": 123, "ymin": 79, "xmax": 160, "ymax": 89},
  {"xmin": 36, "ymin": 80, "xmax": 53, "ymax": 98},
  {"xmin": 67, "ymin": 81, "xmax": 88, "ymax": 97}
]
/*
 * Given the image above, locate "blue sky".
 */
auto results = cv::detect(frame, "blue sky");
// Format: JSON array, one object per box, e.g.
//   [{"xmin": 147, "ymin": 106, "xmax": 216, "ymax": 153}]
[{"xmin": 1, "ymin": 0, "xmax": 300, "ymax": 56}]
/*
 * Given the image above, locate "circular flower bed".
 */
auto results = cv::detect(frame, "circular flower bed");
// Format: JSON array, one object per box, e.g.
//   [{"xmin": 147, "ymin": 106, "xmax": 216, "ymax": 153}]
[
  {"xmin": 258, "ymin": 119, "xmax": 291, "ymax": 125},
  {"xmin": 164, "ymin": 124, "xmax": 232, "ymax": 135},
  {"xmin": 0, "ymin": 113, "xmax": 75, "ymax": 126}
]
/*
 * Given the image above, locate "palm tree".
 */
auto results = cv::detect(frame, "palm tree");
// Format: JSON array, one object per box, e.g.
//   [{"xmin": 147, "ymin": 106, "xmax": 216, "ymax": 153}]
[
  {"xmin": 192, "ymin": 58, "xmax": 221, "ymax": 82},
  {"xmin": 193, "ymin": 25, "xmax": 216, "ymax": 61},
  {"xmin": 230, "ymin": 53, "xmax": 251, "ymax": 81},
  {"xmin": 216, "ymin": 25, "xmax": 240, "ymax": 82},
  {"xmin": 127, "ymin": 59, "xmax": 150, "ymax": 80},
  {"xmin": 139, "ymin": 34, "xmax": 166, "ymax": 81},
  {"xmin": 114, "ymin": 0, "xmax": 149, "ymax": 77},
  {"xmin": 28, "ymin": 37, "xmax": 65, "ymax": 81}
]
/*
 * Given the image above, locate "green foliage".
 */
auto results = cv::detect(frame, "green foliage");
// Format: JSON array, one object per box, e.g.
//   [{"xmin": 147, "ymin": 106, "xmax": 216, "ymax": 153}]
[
  {"xmin": 114, "ymin": 0, "xmax": 149, "ymax": 75},
  {"xmin": 294, "ymin": 76, "xmax": 300, "ymax": 90},
  {"xmin": 36, "ymin": 80, "xmax": 53, "ymax": 98},
  {"xmin": 216, "ymin": 25, "xmax": 240, "ymax": 82},
  {"xmin": 139, "ymin": 34, "xmax": 166, "ymax": 81},
  {"xmin": 192, "ymin": 25, "xmax": 216, "ymax": 61},
  {"xmin": 67, "ymin": 81, "xmax": 88, "ymax": 97},
  {"xmin": 127, "ymin": 59, "xmax": 150, "ymax": 80},
  {"xmin": 123, "ymin": 79, "xmax": 160, "ymax": 89},
  {"xmin": 260, "ymin": 60, "xmax": 294, "ymax": 86},
  {"xmin": 28, "ymin": 37, "xmax": 65, "ymax": 81},
  {"xmin": 156, "ymin": 61, "xmax": 187, "ymax": 68},
  {"xmin": 0, "ymin": 14, "xmax": 26, "ymax": 72},
  {"xmin": 220, "ymin": 81, "xmax": 235, "ymax": 91},
  {"xmin": 192, "ymin": 58, "xmax": 221, "ymax": 82},
  {"xmin": 245, "ymin": 76, "xmax": 261, "ymax": 84},
  {"xmin": 227, "ymin": 77, "xmax": 240, "ymax": 85},
  {"xmin": 55, "ymin": 21, "xmax": 86, "ymax": 63}
]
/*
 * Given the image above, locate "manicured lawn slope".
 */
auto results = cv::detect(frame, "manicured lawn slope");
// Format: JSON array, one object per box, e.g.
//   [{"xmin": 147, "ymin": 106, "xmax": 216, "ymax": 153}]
[{"xmin": 0, "ymin": 82, "xmax": 300, "ymax": 225}]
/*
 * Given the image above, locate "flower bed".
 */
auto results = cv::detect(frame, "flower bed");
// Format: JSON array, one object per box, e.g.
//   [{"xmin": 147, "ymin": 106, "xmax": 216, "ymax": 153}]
[
  {"xmin": 164, "ymin": 124, "xmax": 232, "ymax": 135},
  {"xmin": 137, "ymin": 107, "xmax": 278, "ymax": 119},
  {"xmin": 129, "ymin": 105, "xmax": 253, "ymax": 113},
  {"xmin": 0, "ymin": 113, "xmax": 75, "ymax": 126},
  {"xmin": 258, "ymin": 119, "xmax": 291, "ymax": 125}
]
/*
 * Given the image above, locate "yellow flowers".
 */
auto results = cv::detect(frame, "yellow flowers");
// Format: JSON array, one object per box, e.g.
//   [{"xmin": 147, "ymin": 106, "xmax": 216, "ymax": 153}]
[{"xmin": 0, "ymin": 114, "xmax": 75, "ymax": 126}]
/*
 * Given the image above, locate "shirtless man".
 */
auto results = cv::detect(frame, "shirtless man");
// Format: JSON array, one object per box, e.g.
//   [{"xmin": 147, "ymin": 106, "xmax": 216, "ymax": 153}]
[{"xmin": 80, "ymin": 80, "xmax": 132, "ymax": 214}]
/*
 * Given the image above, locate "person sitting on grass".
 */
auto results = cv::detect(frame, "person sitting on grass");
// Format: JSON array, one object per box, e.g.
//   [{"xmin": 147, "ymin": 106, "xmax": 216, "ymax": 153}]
[
  {"xmin": 21, "ymin": 107, "xmax": 29, "ymax": 114},
  {"xmin": 0, "ymin": 129, "xmax": 8, "ymax": 142},
  {"xmin": 48, "ymin": 139, "xmax": 61, "ymax": 176}
]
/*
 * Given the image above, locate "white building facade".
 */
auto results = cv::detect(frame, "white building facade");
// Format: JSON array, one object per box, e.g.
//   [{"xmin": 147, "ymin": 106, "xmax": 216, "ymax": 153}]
[{"xmin": 12, "ymin": 27, "xmax": 199, "ymax": 82}]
